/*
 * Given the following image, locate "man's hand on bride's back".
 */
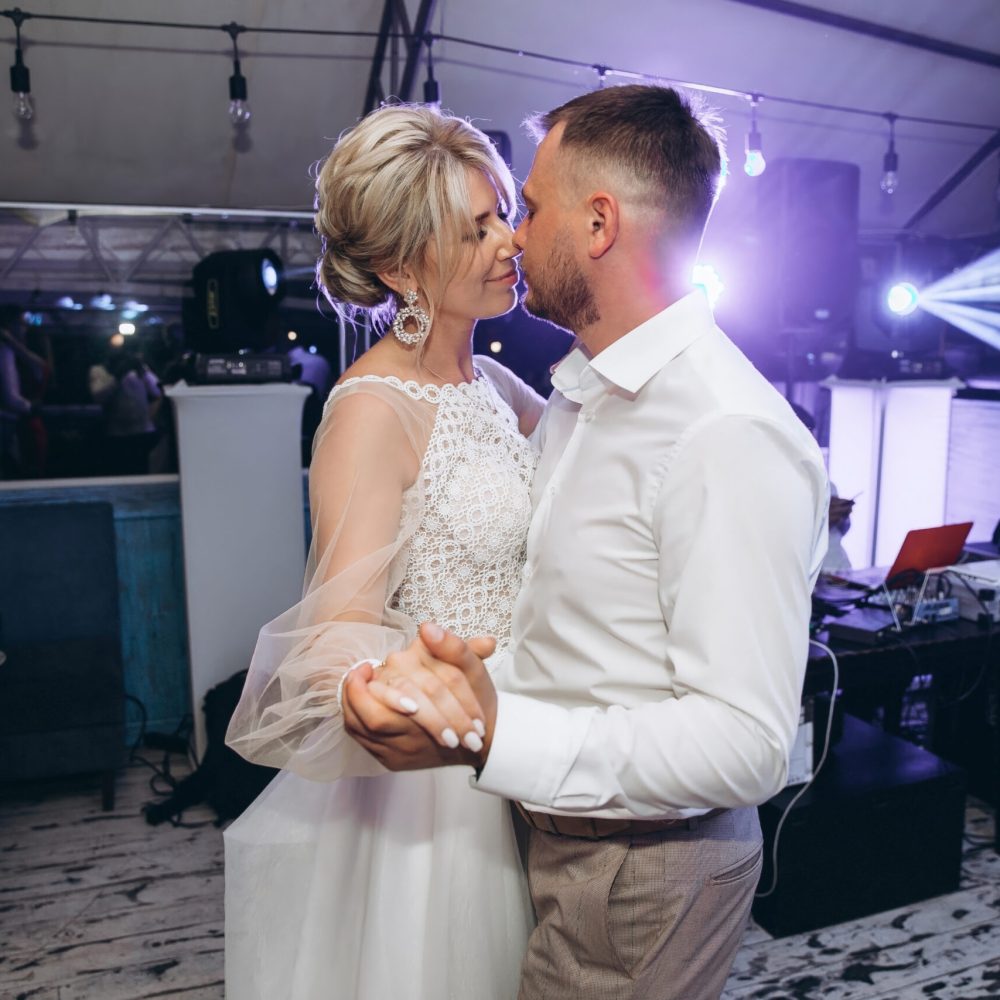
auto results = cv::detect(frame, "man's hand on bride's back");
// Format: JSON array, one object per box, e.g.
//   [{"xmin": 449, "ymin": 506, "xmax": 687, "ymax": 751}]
[{"xmin": 342, "ymin": 623, "xmax": 498, "ymax": 771}]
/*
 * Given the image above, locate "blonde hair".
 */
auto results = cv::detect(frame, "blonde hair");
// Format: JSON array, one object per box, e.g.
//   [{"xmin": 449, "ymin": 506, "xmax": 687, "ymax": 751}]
[{"xmin": 314, "ymin": 104, "xmax": 516, "ymax": 331}]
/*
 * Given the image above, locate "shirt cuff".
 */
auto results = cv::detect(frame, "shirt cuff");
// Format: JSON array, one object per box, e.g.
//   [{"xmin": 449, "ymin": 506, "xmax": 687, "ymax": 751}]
[{"xmin": 472, "ymin": 690, "xmax": 576, "ymax": 806}]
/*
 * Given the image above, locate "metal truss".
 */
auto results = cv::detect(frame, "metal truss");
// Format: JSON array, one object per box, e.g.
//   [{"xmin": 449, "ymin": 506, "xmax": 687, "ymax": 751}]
[
  {"xmin": 0, "ymin": 204, "xmax": 320, "ymax": 309},
  {"xmin": 363, "ymin": 0, "xmax": 438, "ymax": 115}
]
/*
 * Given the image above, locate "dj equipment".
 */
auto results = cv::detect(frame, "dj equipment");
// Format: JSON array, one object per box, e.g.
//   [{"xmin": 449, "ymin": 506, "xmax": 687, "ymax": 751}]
[
  {"xmin": 190, "ymin": 352, "xmax": 292, "ymax": 385},
  {"xmin": 944, "ymin": 559, "xmax": 1000, "ymax": 624}
]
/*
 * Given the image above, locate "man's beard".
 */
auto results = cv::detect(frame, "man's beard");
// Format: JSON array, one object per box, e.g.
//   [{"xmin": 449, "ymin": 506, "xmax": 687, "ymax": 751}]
[{"xmin": 521, "ymin": 236, "xmax": 600, "ymax": 332}]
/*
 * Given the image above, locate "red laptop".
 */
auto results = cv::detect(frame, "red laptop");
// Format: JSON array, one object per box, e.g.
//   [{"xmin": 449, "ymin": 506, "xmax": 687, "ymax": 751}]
[{"xmin": 885, "ymin": 521, "xmax": 974, "ymax": 583}]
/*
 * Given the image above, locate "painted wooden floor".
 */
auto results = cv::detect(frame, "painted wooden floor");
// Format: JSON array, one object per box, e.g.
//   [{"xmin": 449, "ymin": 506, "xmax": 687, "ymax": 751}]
[{"xmin": 1, "ymin": 764, "xmax": 996, "ymax": 999}]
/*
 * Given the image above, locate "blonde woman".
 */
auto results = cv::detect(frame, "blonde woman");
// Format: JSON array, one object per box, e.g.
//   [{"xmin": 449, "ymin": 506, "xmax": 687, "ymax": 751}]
[{"xmin": 224, "ymin": 106, "xmax": 542, "ymax": 999}]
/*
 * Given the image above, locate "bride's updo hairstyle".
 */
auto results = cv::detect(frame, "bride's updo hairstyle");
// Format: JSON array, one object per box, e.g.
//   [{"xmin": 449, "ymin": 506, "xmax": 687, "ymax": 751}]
[{"xmin": 314, "ymin": 104, "xmax": 516, "ymax": 330}]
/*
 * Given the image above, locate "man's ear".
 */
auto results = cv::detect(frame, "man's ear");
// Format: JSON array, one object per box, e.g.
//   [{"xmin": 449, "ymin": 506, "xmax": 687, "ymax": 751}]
[
  {"xmin": 375, "ymin": 265, "xmax": 417, "ymax": 297},
  {"xmin": 586, "ymin": 192, "xmax": 620, "ymax": 259}
]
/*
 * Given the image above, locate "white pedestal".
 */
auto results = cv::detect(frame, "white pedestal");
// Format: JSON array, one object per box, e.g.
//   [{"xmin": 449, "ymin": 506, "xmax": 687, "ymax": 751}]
[
  {"xmin": 166, "ymin": 381, "xmax": 310, "ymax": 758},
  {"xmin": 824, "ymin": 378, "xmax": 962, "ymax": 568}
]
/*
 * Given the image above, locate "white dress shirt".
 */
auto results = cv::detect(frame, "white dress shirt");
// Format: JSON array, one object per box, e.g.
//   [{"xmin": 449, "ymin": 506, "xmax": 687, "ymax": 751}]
[{"xmin": 476, "ymin": 291, "xmax": 829, "ymax": 819}]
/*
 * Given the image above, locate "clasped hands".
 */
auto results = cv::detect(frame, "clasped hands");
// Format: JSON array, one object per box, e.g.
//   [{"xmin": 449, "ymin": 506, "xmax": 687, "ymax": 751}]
[{"xmin": 341, "ymin": 622, "xmax": 497, "ymax": 772}]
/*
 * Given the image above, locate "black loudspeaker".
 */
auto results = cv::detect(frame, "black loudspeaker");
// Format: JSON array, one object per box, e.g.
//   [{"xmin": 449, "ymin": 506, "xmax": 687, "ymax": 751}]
[
  {"xmin": 185, "ymin": 249, "xmax": 286, "ymax": 352},
  {"xmin": 756, "ymin": 158, "xmax": 860, "ymax": 335}
]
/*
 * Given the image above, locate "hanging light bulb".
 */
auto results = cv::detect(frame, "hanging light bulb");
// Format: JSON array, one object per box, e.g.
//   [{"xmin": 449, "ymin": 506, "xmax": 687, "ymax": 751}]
[
  {"xmin": 8, "ymin": 11, "xmax": 33, "ymax": 121},
  {"xmin": 744, "ymin": 96, "xmax": 766, "ymax": 177},
  {"xmin": 880, "ymin": 113, "xmax": 899, "ymax": 195},
  {"xmin": 224, "ymin": 23, "xmax": 251, "ymax": 125},
  {"xmin": 228, "ymin": 62, "xmax": 250, "ymax": 124},
  {"xmin": 422, "ymin": 35, "xmax": 440, "ymax": 110}
]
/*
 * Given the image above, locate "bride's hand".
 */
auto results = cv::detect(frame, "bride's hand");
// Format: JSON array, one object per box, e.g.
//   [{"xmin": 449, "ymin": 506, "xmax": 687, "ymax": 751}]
[{"xmin": 362, "ymin": 630, "xmax": 496, "ymax": 753}]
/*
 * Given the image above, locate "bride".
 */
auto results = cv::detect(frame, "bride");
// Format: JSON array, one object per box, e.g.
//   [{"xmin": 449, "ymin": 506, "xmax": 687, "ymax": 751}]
[{"xmin": 224, "ymin": 104, "xmax": 543, "ymax": 999}]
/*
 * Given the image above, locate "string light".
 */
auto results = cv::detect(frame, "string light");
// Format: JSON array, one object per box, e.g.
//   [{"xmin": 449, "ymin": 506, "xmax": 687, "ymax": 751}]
[
  {"xmin": 224, "ymin": 22, "xmax": 250, "ymax": 126},
  {"xmin": 1, "ymin": 10, "xmax": 997, "ymax": 149},
  {"xmin": 880, "ymin": 113, "xmax": 899, "ymax": 195},
  {"xmin": 744, "ymin": 95, "xmax": 766, "ymax": 177},
  {"xmin": 422, "ymin": 34, "xmax": 440, "ymax": 109},
  {"xmin": 8, "ymin": 8, "xmax": 32, "ymax": 121}
]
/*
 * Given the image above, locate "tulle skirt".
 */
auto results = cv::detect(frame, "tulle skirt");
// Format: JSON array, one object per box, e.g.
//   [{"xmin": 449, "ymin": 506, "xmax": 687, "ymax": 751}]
[{"xmin": 224, "ymin": 764, "xmax": 532, "ymax": 999}]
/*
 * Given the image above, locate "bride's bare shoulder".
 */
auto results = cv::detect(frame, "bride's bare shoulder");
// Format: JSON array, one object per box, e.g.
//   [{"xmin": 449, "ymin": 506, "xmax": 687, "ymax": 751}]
[{"xmin": 335, "ymin": 339, "xmax": 411, "ymax": 386}]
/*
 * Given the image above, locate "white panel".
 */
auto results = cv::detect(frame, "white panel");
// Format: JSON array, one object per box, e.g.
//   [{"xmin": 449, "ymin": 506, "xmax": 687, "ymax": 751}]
[
  {"xmin": 167, "ymin": 382, "xmax": 310, "ymax": 758},
  {"xmin": 946, "ymin": 397, "xmax": 1000, "ymax": 542},
  {"xmin": 876, "ymin": 382, "xmax": 959, "ymax": 566},
  {"xmin": 825, "ymin": 380, "xmax": 883, "ymax": 568}
]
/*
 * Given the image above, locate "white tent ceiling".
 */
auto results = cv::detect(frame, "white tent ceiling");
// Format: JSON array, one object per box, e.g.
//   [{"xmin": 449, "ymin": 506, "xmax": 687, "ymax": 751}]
[{"xmin": 0, "ymin": 0, "xmax": 998, "ymax": 312}]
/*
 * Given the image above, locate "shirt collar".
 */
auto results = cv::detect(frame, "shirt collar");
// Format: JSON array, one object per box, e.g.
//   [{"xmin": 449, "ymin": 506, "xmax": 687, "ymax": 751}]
[
  {"xmin": 589, "ymin": 291, "xmax": 716, "ymax": 395},
  {"xmin": 550, "ymin": 291, "xmax": 715, "ymax": 402},
  {"xmin": 549, "ymin": 344, "xmax": 590, "ymax": 403}
]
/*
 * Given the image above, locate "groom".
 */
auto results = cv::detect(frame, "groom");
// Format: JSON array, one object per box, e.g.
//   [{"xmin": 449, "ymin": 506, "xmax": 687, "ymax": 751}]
[{"xmin": 344, "ymin": 84, "xmax": 828, "ymax": 1000}]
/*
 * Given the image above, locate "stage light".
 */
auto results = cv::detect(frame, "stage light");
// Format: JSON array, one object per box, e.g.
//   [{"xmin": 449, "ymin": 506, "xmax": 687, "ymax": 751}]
[
  {"xmin": 8, "ymin": 11, "xmax": 33, "ymax": 121},
  {"xmin": 886, "ymin": 282, "xmax": 919, "ymax": 316},
  {"xmin": 489, "ymin": 340, "xmax": 502, "ymax": 354},
  {"xmin": 743, "ymin": 97, "xmax": 766, "ymax": 178},
  {"xmin": 187, "ymin": 248, "xmax": 286, "ymax": 352},
  {"xmin": 225, "ymin": 23, "xmax": 251, "ymax": 125},
  {"xmin": 262, "ymin": 260, "xmax": 279, "ymax": 295},
  {"xmin": 692, "ymin": 263, "xmax": 724, "ymax": 309},
  {"xmin": 287, "ymin": 330, "xmax": 298, "ymax": 341},
  {"xmin": 118, "ymin": 321, "xmax": 136, "ymax": 335},
  {"xmin": 109, "ymin": 333, "xmax": 126, "ymax": 348},
  {"xmin": 880, "ymin": 114, "xmax": 899, "ymax": 195}
]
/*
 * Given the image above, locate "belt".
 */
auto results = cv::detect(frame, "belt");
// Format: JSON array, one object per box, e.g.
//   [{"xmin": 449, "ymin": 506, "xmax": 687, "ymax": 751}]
[{"xmin": 515, "ymin": 804, "xmax": 724, "ymax": 841}]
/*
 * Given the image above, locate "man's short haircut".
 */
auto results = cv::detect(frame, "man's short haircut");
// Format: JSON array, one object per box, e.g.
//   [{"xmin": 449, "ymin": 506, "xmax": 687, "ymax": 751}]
[{"xmin": 526, "ymin": 84, "xmax": 726, "ymax": 245}]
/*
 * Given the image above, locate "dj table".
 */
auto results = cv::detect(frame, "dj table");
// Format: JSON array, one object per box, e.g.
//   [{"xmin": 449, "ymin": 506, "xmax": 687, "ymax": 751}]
[{"xmin": 807, "ymin": 618, "xmax": 998, "ymax": 852}]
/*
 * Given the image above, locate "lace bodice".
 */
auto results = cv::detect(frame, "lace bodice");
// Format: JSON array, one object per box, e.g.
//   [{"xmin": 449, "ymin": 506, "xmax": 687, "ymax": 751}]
[{"xmin": 333, "ymin": 370, "xmax": 537, "ymax": 649}]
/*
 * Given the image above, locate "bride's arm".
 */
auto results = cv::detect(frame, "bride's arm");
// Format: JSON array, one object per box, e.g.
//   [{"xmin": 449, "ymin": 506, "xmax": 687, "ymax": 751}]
[{"xmin": 225, "ymin": 387, "xmax": 426, "ymax": 782}]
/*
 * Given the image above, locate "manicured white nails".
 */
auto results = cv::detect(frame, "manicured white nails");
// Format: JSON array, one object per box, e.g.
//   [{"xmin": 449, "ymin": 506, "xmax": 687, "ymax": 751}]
[
  {"xmin": 472, "ymin": 719, "xmax": 486, "ymax": 738},
  {"xmin": 399, "ymin": 696, "xmax": 419, "ymax": 714},
  {"xmin": 463, "ymin": 732, "xmax": 484, "ymax": 753},
  {"xmin": 441, "ymin": 728, "xmax": 460, "ymax": 749}
]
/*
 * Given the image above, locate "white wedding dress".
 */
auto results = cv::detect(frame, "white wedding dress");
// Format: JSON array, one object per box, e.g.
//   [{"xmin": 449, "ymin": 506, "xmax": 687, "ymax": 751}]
[{"xmin": 224, "ymin": 357, "xmax": 540, "ymax": 1000}]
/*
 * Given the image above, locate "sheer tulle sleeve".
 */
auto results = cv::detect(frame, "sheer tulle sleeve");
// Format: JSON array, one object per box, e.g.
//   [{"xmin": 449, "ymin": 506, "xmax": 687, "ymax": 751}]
[
  {"xmin": 226, "ymin": 380, "xmax": 436, "ymax": 782},
  {"xmin": 475, "ymin": 355, "xmax": 545, "ymax": 436}
]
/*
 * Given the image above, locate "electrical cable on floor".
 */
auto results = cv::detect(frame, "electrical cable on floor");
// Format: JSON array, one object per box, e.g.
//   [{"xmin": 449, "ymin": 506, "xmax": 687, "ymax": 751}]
[{"xmin": 755, "ymin": 639, "xmax": 840, "ymax": 900}]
